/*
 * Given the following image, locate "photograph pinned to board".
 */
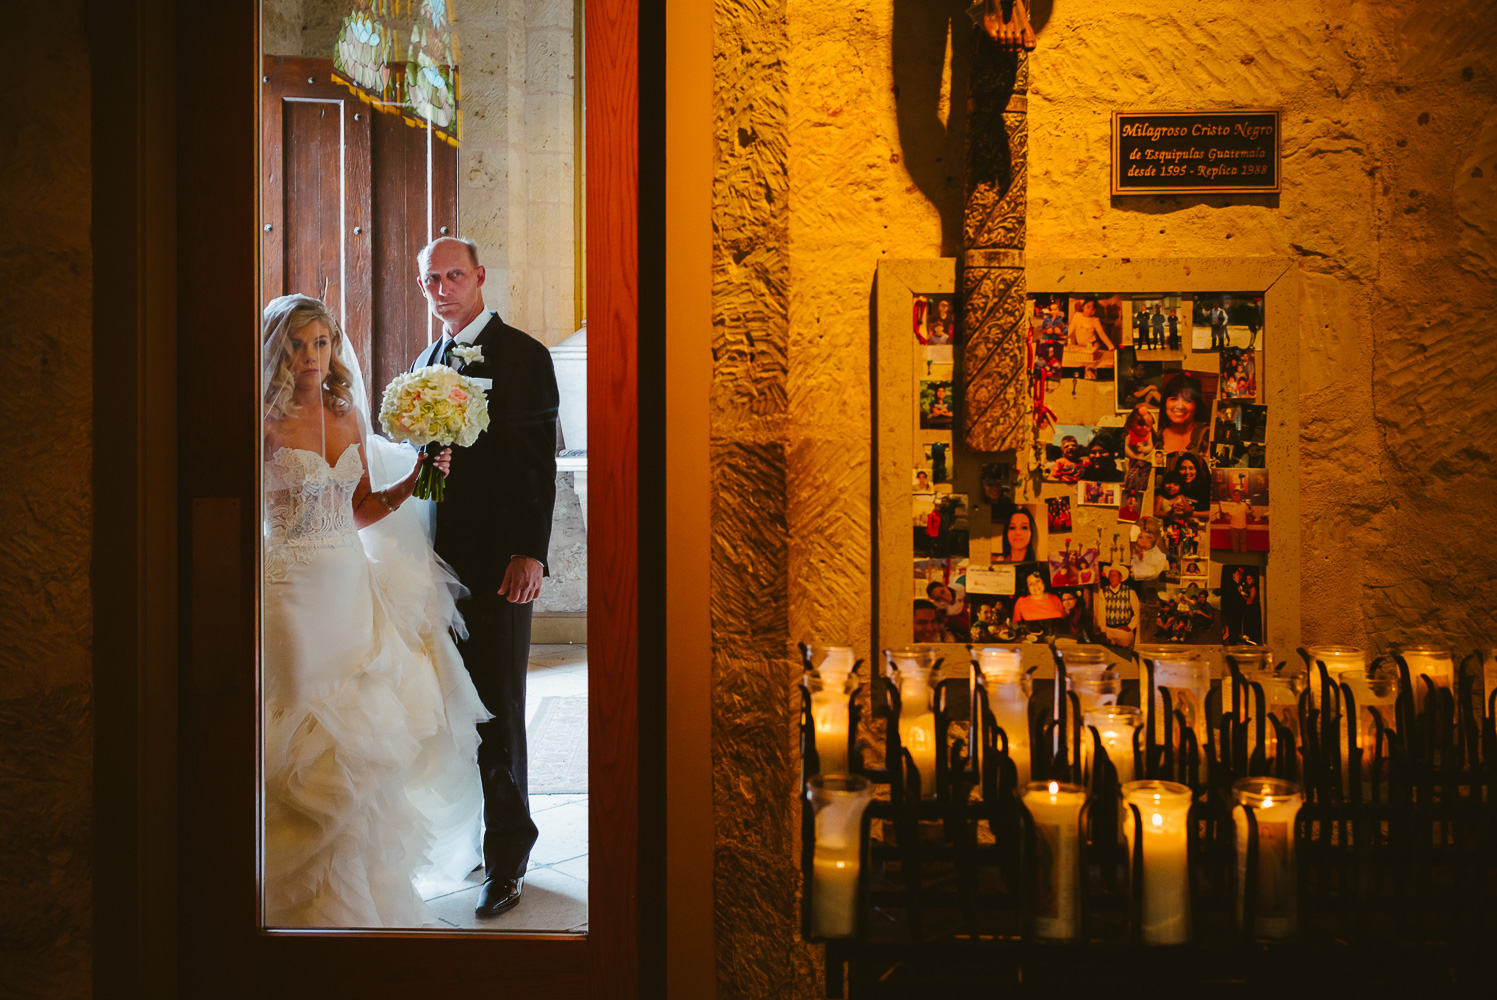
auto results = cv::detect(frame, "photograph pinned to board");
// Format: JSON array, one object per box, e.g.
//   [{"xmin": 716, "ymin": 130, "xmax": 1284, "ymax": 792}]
[
  {"xmin": 1179, "ymin": 555, "xmax": 1210, "ymax": 584},
  {"xmin": 1192, "ymin": 292, "xmax": 1264, "ymax": 352},
  {"xmin": 922, "ymin": 440, "xmax": 953, "ymax": 485},
  {"xmin": 1094, "ymin": 567, "xmax": 1140, "ymax": 649},
  {"xmin": 1129, "ymin": 294, "xmax": 1186, "ymax": 353},
  {"xmin": 1053, "ymin": 587, "xmax": 1098, "ymax": 644},
  {"xmin": 1211, "ymin": 469, "xmax": 1268, "ymax": 553},
  {"xmin": 1029, "ymin": 292, "xmax": 1070, "ymax": 383},
  {"xmin": 1159, "ymin": 451, "xmax": 1212, "ymax": 512},
  {"xmin": 1128, "ymin": 520, "xmax": 1172, "ymax": 586},
  {"xmin": 1116, "ymin": 350, "xmax": 1182, "ymax": 412},
  {"xmin": 1079, "ymin": 480, "xmax": 1122, "ymax": 508},
  {"xmin": 1080, "ymin": 427, "xmax": 1126, "ymax": 483},
  {"xmin": 1213, "ymin": 400, "xmax": 1267, "ymax": 445},
  {"xmin": 1219, "ymin": 347, "xmax": 1258, "ymax": 400},
  {"xmin": 1060, "ymin": 294, "xmax": 1124, "ymax": 381},
  {"xmin": 1219, "ymin": 564, "xmax": 1264, "ymax": 646},
  {"xmin": 919, "ymin": 379, "xmax": 955, "ymax": 429},
  {"xmin": 914, "ymin": 292, "xmax": 958, "ymax": 347},
  {"xmin": 914, "ymin": 557, "xmax": 970, "ymax": 642},
  {"xmin": 992, "ymin": 502, "xmax": 1048, "ymax": 564},
  {"xmin": 1212, "ymin": 440, "xmax": 1267, "ymax": 470},
  {"xmin": 966, "ymin": 562, "xmax": 1017, "ymax": 596},
  {"xmin": 1046, "ymin": 495, "xmax": 1073, "ymax": 533},
  {"xmin": 1048, "ymin": 538, "xmax": 1099, "ymax": 588},
  {"xmin": 977, "ymin": 461, "xmax": 1013, "ymax": 509},
  {"xmin": 1118, "ymin": 488, "xmax": 1145, "ymax": 524},
  {"xmin": 1123, "ymin": 457, "xmax": 1153, "ymax": 495},
  {"xmin": 914, "ymin": 468, "xmax": 934, "ymax": 494},
  {"xmin": 1154, "ymin": 369, "xmax": 1218, "ymax": 456},
  {"xmin": 1143, "ymin": 581, "xmax": 1220, "ymax": 645},
  {"xmin": 1120, "ymin": 402, "xmax": 1157, "ymax": 463},
  {"xmin": 1043, "ymin": 425, "xmax": 1094, "ymax": 483},
  {"xmin": 1011, "ymin": 561, "xmax": 1067, "ymax": 635},
  {"xmin": 915, "ymin": 491, "xmax": 969, "ymax": 559},
  {"xmin": 966, "ymin": 593, "xmax": 1018, "ymax": 645}
]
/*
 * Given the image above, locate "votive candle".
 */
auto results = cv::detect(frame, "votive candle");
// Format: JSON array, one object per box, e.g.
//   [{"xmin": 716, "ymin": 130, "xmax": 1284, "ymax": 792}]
[
  {"xmin": 806, "ymin": 773, "xmax": 874, "ymax": 939},
  {"xmin": 1123, "ymin": 779, "xmax": 1193, "ymax": 945},
  {"xmin": 1232, "ymin": 777, "xmax": 1303, "ymax": 940},
  {"xmin": 1022, "ymin": 780, "xmax": 1087, "ymax": 942}
]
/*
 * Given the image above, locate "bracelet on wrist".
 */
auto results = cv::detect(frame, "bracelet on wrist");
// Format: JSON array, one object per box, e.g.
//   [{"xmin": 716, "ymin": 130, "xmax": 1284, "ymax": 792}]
[{"xmin": 378, "ymin": 492, "xmax": 397, "ymax": 514}]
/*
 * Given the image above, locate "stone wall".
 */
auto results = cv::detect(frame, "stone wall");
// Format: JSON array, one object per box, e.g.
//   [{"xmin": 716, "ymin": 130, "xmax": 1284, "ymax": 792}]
[
  {"xmin": 709, "ymin": 0, "xmax": 1497, "ymax": 994},
  {"xmin": 0, "ymin": 1, "xmax": 93, "ymax": 995}
]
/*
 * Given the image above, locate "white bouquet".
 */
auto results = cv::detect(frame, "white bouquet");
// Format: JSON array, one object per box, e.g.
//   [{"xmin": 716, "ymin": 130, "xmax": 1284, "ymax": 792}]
[{"xmin": 378, "ymin": 364, "xmax": 491, "ymax": 500}]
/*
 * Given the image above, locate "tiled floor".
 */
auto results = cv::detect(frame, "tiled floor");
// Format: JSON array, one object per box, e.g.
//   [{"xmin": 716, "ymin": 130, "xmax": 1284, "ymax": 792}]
[{"xmin": 423, "ymin": 644, "xmax": 589, "ymax": 933}]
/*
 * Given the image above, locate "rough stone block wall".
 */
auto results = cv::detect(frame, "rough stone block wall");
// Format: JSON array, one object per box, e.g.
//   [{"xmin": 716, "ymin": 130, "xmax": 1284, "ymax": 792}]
[
  {"xmin": 711, "ymin": 0, "xmax": 1497, "ymax": 993},
  {"xmin": 0, "ymin": 2, "xmax": 93, "ymax": 995}
]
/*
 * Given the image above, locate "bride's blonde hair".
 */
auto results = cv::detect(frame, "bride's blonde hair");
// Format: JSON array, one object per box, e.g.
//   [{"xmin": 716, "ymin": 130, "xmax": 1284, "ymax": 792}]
[{"xmin": 263, "ymin": 297, "xmax": 357, "ymax": 421}]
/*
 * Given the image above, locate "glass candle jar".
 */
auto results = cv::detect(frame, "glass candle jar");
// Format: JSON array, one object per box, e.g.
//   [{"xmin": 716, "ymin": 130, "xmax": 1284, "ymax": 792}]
[
  {"xmin": 890, "ymin": 648, "xmax": 938, "ymax": 799},
  {"xmin": 1022, "ymin": 780, "xmax": 1087, "ymax": 942},
  {"xmin": 806, "ymin": 773, "xmax": 874, "ymax": 939},
  {"xmin": 1391, "ymin": 643, "xmax": 1454, "ymax": 718},
  {"xmin": 1122, "ymin": 779, "xmax": 1194, "ymax": 945},
  {"xmin": 1232, "ymin": 777, "xmax": 1303, "ymax": 940},
  {"xmin": 1223, "ymin": 647, "xmax": 1303, "ymax": 765},
  {"xmin": 1139, "ymin": 646, "xmax": 1210, "ymax": 754},
  {"xmin": 1342, "ymin": 662, "xmax": 1400, "ymax": 774},
  {"xmin": 1304, "ymin": 645, "xmax": 1366, "ymax": 709},
  {"xmin": 978, "ymin": 646, "xmax": 1031, "ymax": 789},
  {"xmin": 1059, "ymin": 644, "xmax": 1113, "ymax": 674},
  {"xmin": 806, "ymin": 673, "xmax": 858, "ymax": 775},
  {"xmin": 1084, "ymin": 705, "xmax": 1141, "ymax": 787},
  {"xmin": 1069, "ymin": 670, "xmax": 1122, "ymax": 714}
]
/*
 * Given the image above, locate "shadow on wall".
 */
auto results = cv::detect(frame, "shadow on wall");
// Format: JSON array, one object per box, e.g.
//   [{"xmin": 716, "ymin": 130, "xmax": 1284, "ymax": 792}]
[{"xmin": 892, "ymin": 0, "xmax": 1052, "ymax": 258}]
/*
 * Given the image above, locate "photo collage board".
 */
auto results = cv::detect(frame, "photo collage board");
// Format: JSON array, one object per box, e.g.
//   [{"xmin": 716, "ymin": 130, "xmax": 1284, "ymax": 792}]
[{"xmin": 910, "ymin": 289, "xmax": 1269, "ymax": 650}]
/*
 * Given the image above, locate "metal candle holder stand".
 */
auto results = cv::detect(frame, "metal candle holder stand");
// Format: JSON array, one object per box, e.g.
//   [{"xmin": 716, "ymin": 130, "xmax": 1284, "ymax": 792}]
[{"xmin": 796, "ymin": 645, "xmax": 1497, "ymax": 996}]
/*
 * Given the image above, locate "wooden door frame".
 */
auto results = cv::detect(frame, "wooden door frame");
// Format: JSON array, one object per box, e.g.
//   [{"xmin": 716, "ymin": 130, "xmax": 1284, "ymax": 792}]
[{"xmin": 90, "ymin": 0, "xmax": 658, "ymax": 994}]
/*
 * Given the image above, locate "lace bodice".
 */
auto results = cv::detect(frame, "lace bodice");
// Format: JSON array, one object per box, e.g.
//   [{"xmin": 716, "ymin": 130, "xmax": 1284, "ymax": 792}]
[{"xmin": 264, "ymin": 444, "xmax": 364, "ymax": 580}]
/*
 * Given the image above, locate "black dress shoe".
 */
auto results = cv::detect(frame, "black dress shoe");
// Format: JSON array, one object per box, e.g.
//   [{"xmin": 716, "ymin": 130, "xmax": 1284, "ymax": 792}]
[{"xmin": 475, "ymin": 875, "xmax": 524, "ymax": 917}]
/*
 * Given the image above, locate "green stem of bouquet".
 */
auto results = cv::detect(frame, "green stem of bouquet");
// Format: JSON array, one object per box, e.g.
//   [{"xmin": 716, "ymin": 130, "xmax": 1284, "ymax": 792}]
[{"xmin": 414, "ymin": 452, "xmax": 447, "ymax": 501}]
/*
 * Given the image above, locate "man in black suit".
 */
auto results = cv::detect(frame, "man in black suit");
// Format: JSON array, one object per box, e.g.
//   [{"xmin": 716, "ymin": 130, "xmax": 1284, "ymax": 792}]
[{"xmin": 413, "ymin": 236, "xmax": 558, "ymax": 917}]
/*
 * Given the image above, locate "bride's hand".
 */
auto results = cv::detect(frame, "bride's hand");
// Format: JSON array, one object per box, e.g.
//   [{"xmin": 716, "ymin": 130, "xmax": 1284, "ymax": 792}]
[{"xmin": 431, "ymin": 447, "xmax": 452, "ymax": 476}]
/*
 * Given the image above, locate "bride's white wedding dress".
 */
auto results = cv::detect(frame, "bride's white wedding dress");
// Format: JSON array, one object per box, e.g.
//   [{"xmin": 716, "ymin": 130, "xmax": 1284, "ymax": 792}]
[{"xmin": 262, "ymin": 440, "xmax": 488, "ymax": 927}]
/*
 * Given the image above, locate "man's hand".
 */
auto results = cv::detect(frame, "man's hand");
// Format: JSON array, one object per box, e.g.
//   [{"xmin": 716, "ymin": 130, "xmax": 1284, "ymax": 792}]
[{"xmin": 498, "ymin": 555, "xmax": 544, "ymax": 604}]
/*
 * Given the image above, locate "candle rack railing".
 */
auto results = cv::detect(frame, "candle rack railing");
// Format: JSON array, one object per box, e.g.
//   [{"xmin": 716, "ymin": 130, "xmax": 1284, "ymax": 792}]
[{"xmin": 798, "ymin": 645, "xmax": 1497, "ymax": 996}]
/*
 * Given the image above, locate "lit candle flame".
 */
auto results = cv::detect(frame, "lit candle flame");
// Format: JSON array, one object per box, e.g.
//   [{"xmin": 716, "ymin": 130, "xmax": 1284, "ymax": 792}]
[
  {"xmin": 1048, "ymin": 781, "xmax": 1059, "ymax": 794},
  {"xmin": 835, "ymin": 860, "xmax": 846, "ymax": 869},
  {"xmin": 1262, "ymin": 796, "xmax": 1273, "ymax": 809},
  {"xmin": 1151, "ymin": 812, "xmax": 1163, "ymax": 828}
]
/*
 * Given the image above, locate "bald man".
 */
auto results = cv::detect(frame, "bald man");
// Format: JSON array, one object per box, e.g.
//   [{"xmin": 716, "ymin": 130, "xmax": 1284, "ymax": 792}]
[{"xmin": 412, "ymin": 236, "xmax": 559, "ymax": 917}]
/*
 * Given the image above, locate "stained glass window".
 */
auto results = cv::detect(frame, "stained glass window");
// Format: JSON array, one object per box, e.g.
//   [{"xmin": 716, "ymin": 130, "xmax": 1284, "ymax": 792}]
[{"xmin": 332, "ymin": 1, "xmax": 458, "ymax": 141}]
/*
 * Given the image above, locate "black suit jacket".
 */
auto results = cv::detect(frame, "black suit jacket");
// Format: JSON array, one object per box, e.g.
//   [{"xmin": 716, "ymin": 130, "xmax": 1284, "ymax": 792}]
[{"xmin": 414, "ymin": 314, "xmax": 559, "ymax": 592}]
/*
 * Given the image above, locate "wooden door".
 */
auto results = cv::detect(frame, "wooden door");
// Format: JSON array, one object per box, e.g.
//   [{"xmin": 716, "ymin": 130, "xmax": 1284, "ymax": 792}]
[
  {"xmin": 262, "ymin": 56, "xmax": 459, "ymax": 405},
  {"xmin": 261, "ymin": 57, "xmax": 372, "ymax": 369}
]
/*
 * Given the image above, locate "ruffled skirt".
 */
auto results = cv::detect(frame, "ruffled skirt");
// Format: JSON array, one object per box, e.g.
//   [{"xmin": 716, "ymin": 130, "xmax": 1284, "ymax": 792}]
[{"xmin": 263, "ymin": 539, "xmax": 487, "ymax": 928}]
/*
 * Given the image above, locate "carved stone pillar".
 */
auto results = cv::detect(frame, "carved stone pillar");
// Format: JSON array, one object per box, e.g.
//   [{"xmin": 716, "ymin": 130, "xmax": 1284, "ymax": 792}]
[{"xmin": 962, "ymin": 40, "xmax": 1028, "ymax": 453}]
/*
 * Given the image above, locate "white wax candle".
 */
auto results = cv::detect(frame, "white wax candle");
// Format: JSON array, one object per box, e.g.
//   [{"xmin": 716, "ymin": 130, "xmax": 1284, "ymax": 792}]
[
  {"xmin": 810, "ymin": 854, "xmax": 861, "ymax": 938},
  {"xmin": 811, "ymin": 689, "xmax": 850, "ymax": 774},
  {"xmin": 1022, "ymin": 781, "xmax": 1087, "ymax": 941},
  {"xmin": 990, "ymin": 683, "xmax": 1031, "ymax": 789},
  {"xmin": 1124, "ymin": 781, "xmax": 1192, "ymax": 946},
  {"xmin": 1233, "ymin": 778, "xmax": 1302, "ymax": 940},
  {"xmin": 1084, "ymin": 708, "xmax": 1139, "ymax": 787}
]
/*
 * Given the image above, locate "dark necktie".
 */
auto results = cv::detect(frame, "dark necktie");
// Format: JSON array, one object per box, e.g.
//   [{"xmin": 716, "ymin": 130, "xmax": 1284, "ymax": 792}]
[{"xmin": 439, "ymin": 337, "xmax": 456, "ymax": 366}]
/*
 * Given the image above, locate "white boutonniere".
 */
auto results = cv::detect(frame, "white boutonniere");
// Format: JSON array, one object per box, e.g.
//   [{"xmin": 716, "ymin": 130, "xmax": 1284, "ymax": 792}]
[{"xmin": 451, "ymin": 344, "xmax": 484, "ymax": 368}]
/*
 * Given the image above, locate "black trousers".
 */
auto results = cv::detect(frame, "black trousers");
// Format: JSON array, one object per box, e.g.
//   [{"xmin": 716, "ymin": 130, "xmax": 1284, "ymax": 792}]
[{"xmin": 456, "ymin": 590, "xmax": 539, "ymax": 880}]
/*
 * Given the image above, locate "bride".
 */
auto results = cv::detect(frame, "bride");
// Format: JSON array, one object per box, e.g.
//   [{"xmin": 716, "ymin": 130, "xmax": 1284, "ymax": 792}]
[{"xmin": 261, "ymin": 293, "xmax": 488, "ymax": 927}]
